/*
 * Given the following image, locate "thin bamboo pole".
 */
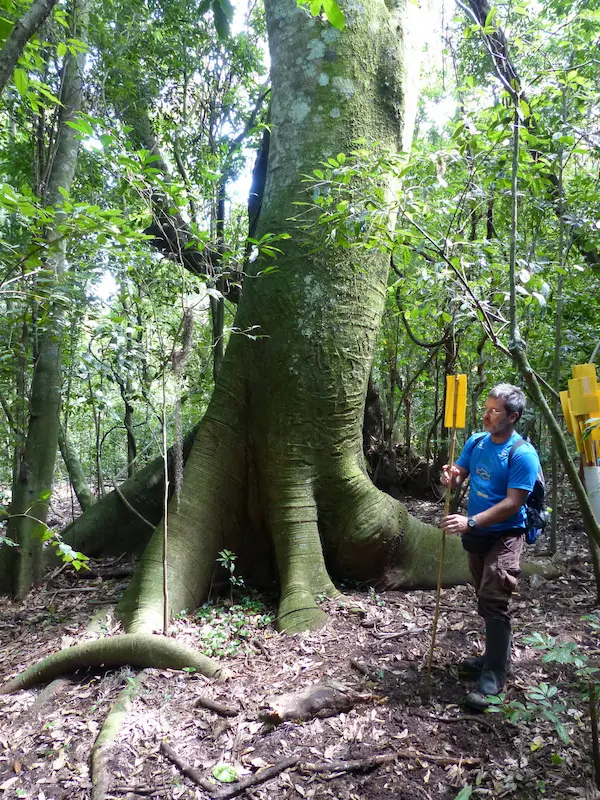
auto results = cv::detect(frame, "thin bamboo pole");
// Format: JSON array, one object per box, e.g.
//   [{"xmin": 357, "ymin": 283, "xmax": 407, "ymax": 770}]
[{"xmin": 426, "ymin": 375, "xmax": 460, "ymax": 689}]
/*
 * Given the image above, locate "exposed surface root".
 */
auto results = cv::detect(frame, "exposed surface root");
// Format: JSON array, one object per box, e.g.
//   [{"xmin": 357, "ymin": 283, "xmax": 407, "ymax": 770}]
[
  {"xmin": 91, "ymin": 670, "xmax": 145, "ymax": 800},
  {"xmin": 1, "ymin": 633, "xmax": 229, "ymax": 694},
  {"xmin": 276, "ymin": 590, "xmax": 329, "ymax": 633}
]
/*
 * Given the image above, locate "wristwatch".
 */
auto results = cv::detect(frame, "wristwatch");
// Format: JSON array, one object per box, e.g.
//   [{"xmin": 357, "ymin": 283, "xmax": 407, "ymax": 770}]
[{"xmin": 467, "ymin": 517, "xmax": 477, "ymax": 531}]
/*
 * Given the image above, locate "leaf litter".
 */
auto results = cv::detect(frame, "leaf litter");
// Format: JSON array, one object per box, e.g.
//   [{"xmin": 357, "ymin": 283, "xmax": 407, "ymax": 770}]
[{"xmin": 0, "ymin": 494, "xmax": 599, "ymax": 799}]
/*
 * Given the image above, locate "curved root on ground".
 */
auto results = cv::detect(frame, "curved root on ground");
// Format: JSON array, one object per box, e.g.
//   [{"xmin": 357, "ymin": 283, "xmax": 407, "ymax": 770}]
[{"xmin": 1, "ymin": 632, "xmax": 229, "ymax": 694}]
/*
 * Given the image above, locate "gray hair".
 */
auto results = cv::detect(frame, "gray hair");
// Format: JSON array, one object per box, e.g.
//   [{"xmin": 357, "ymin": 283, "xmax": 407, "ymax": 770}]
[{"xmin": 488, "ymin": 383, "xmax": 526, "ymax": 419}]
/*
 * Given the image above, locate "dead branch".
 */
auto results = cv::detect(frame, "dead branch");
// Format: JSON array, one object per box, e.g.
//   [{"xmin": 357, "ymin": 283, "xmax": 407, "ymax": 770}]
[
  {"xmin": 159, "ymin": 741, "xmax": 215, "ymax": 792},
  {"xmin": 373, "ymin": 627, "xmax": 426, "ymax": 640},
  {"xmin": 300, "ymin": 753, "xmax": 395, "ymax": 774},
  {"xmin": 213, "ymin": 756, "xmax": 300, "ymax": 800},
  {"xmin": 349, "ymin": 659, "xmax": 381, "ymax": 681},
  {"xmin": 195, "ymin": 694, "xmax": 240, "ymax": 717},
  {"xmin": 393, "ymin": 746, "xmax": 481, "ymax": 767},
  {"xmin": 427, "ymin": 712, "xmax": 503, "ymax": 741}
]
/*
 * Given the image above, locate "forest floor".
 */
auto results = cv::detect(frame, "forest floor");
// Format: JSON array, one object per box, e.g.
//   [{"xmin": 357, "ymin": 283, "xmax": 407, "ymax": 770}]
[{"xmin": 1, "ymin": 493, "xmax": 600, "ymax": 800}]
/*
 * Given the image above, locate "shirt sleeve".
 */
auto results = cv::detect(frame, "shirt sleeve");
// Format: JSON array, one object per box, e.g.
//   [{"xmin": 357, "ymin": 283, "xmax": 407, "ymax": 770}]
[
  {"xmin": 456, "ymin": 434, "xmax": 480, "ymax": 474},
  {"xmin": 508, "ymin": 445, "xmax": 539, "ymax": 492}
]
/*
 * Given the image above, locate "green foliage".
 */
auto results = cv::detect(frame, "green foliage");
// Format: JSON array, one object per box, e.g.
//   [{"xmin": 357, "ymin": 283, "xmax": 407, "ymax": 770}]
[
  {"xmin": 193, "ymin": 596, "xmax": 275, "ymax": 658},
  {"xmin": 454, "ymin": 787, "xmax": 473, "ymax": 800},
  {"xmin": 296, "ymin": 0, "xmax": 345, "ymax": 30},
  {"xmin": 212, "ymin": 763, "xmax": 238, "ymax": 783},
  {"xmin": 488, "ymin": 614, "xmax": 600, "ymax": 753}
]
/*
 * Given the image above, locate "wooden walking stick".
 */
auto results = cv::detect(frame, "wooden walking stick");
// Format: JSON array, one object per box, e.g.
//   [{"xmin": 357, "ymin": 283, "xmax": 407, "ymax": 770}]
[{"xmin": 425, "ymin": 373, "xmax": 467, "ymax": 690}]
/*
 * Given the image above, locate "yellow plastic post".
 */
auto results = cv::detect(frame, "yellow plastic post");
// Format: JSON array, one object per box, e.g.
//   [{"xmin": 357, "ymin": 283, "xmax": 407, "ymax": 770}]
[
  {"xmin": 569, "ymin": 378, "xmax": 591, "ymax": 416},
  {"xmin": 569, "ymin": 397, "xmax": 584, "ymax": 453},
  {"xmin": 580, "ymin": 420, "xmax": 595, "ymax": 466},
  {"xmin": 426, "ymin": 373, "xmax": 467, "ymax": 691},
  {"xmin": 560, "ymin": 390, "xmax": 574, "ymax": 434},
  {"xmin": 573, "ymin": 363, "xmax": 597, "ymax": 379}
]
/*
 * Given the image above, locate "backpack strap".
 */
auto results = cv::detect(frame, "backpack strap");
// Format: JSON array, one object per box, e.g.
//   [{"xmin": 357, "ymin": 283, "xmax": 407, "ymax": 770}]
[{"xmin": 508, "ymin": 436, "xmax": 526, "ymax": 465}]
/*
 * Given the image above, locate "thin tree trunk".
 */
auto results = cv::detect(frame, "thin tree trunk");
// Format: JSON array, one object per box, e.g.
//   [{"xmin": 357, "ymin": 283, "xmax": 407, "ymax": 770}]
[
  {"xmin": 58, "ymin": 423, "xmax": 94, "ymax": 512},
  {"xmin": 0, "ymin": 0, "xmax": 58, "ymax": 96},
  {"xmin": 0, "ymin": 0, "xmax": 89, "ymax": 598}
]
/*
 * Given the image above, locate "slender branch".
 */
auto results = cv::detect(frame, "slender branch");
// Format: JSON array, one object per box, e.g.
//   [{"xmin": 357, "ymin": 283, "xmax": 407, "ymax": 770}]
[{"xmin": 0, "ymin": 0, "xmax": 59, "ymax": 96}]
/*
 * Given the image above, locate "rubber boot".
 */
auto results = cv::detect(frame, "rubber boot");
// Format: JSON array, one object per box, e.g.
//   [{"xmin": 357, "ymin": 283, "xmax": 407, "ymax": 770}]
[
  {"xmin": 458, "ymin": 655, "xmax": 484, "ymax": 677},
  {"xmin": 459, "ymin": 649, "xmax": 513, "ymax": 679},
  {"xmin": 464, "ymin": 616, "xmax": 511, "ymax": 711}
]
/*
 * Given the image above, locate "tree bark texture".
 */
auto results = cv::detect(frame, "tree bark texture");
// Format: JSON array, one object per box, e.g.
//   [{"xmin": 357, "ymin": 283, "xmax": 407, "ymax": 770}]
[
  {"xmin": 58, "ymin": 423, "xmax": 94, "ymax": 512},
  {"xmin": 0, "ymin": 0, "xmax": 89, "ymax": 598},
  {"xmin": 0, "ymin": 0, "xmax": 58, "ymax": 96},
  {"xmin": 114, "ymin": 0, "xmax": 474, "ymax": 638}
]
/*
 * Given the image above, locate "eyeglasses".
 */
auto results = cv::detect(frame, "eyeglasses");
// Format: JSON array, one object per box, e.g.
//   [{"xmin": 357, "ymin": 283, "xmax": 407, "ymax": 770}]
[{"xmin": 483, "ymin": 407, "xmax": 505, "ymax": 416}]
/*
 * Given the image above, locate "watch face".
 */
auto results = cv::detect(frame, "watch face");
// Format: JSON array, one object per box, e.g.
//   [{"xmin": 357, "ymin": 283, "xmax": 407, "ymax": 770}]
[{"xmin": 468, "ymin": 518, "xmax": 476, "ymax": 529}]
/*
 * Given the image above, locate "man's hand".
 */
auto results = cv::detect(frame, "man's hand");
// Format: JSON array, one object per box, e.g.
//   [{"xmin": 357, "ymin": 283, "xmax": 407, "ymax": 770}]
[
  {"xmin": 440, "ymin": 464, "xmax": 461, "ymax": 488},
  {"xmin": 440, "ymin": 514, "xmax": 469, "ymax": 535}
]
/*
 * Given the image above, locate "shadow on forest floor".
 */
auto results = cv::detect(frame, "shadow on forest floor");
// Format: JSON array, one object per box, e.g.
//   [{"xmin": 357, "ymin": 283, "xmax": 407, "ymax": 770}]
[{"xmin": 0, "ymin": 494, "xmax": 599, "ymax": 800}]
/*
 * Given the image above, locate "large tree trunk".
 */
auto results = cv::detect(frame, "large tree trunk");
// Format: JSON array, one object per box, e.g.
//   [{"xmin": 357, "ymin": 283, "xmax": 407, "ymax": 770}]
[
  {"xmin": 118, "ymin": 0, "xmax": 459, "ymax": 637},
  {"xmin": 0, "ymin": 0, "xmax": 89, "ymax": 598}
]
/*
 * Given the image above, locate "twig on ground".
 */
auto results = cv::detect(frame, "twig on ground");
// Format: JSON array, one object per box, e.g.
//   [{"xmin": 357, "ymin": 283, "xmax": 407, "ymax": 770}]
[
  {"xmin": 349, "ymin": 659, "xmax": 381, "ymax": 681},
  {"xmin": 160, "ymin": 741, "xmax": 215, "ymax": 792},
  {"xmin": 195, "ymin": 694, "xmax": 240, "ymax": 717},
  {"xmin": 393, "ymin": 746, "xmax": 480, "ymax": 767},
  {"xmin": 213, "ymin": 756, "xmax": 300, "ymax": 800},
  {"xmin": 373, "ymin": 627, "xmax": 426, "ymax": 640},
  {"xmin": 300, "ymin": 753, "xmax": 395, "ymax": 774}
]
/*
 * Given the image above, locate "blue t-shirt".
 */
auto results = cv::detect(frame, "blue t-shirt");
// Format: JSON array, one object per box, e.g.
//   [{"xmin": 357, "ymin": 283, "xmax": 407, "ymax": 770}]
[{"xmin": 456, "ymin": 432, "xmax": 540, "ymax": 533}]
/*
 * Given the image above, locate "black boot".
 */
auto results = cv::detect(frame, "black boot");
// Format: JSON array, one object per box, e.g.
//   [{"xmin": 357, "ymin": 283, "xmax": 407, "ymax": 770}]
[
  {"xmin": 459, "ymin": 650, "xmax": 513, "ymax": 678},
  {"xmin": 465, "ymin": 616, "xmax": 511, "ymax": 712}
]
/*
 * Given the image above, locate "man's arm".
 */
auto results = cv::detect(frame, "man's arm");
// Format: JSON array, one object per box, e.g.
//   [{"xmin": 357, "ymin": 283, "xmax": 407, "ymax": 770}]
[{"xmin": 440, "ymin": 488, "xmax": 528, "ymax": 535}]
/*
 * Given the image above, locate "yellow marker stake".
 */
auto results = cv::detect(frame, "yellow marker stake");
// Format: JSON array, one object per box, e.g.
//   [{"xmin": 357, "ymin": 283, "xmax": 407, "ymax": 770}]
[
  {"xmin": 426, "ymin": 374, "xmax": 467, "ymax": 690},
  {"xmin": 560, "ymin": 390, "xmax": 574, "ymax": 434},
  {"xmin": 573, "ymin": 363, "xmax": 597, "ymax": 379}
]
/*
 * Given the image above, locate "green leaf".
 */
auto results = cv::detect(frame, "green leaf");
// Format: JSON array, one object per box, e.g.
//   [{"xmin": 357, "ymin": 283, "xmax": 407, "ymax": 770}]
[
  {"xmin": 309, "ymin": 0, "xmax": 322, "ymax": 14},
  {"xmin": 57, "ymin": 42, "xmax": 67, "ymax": 58},
  {"xmin": 213, "ymin": 0, "xmax": 233, "ymax": 39},
  {"xmin": 212, "ymin": 764, "xmax": 238, "ymax": 783},
  {"xmin": 455, "ymin": 787, "xmax": 473, "ymax": 800},
  {"xmin": 322, "ymin": 0, "xmax": 345, "ymax": 28},
  {"xmin": 13, "ymin": 68, "xmax": 28, "ymax": 97},
  {"xmin": 39, "ymin": 489, "xmax": 52, "ymax": 501}
]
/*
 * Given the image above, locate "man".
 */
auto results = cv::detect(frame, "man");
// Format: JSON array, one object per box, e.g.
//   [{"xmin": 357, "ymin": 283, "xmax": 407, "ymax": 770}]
[{"xmin": 440, "ymin": 383, "xmax": 540, "ymax": 711}]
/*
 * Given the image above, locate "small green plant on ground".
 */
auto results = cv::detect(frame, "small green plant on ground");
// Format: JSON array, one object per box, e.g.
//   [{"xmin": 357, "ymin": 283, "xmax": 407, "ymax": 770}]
[
  {"xmin": 486, "ymin": 612, "xmax": 600, "ymax": 771},
  {"xmin": 192, "ymin": 595, "xmax": 275, "ymax": 658},
  {"xmin": 217, "ymin": 548, "xmax": 245, "ymax": 598}
]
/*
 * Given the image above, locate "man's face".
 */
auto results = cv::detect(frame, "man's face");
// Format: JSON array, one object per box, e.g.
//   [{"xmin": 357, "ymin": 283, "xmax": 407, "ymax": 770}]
[{"xmin": 482, "ymin": 395, "xmax": 519, "ymax": 435}]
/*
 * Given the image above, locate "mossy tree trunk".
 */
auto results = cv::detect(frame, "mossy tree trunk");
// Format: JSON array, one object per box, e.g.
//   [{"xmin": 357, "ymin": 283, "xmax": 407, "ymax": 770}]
[{"xmin": 116, "ymin": 0, "xmax": 472, "ymax": 637}]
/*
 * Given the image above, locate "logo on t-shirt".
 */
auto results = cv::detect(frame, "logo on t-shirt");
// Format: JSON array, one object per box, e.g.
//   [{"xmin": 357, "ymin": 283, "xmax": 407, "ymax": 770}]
[{"xmin": 475, "ymin": 465, "xmax": 491, "ymax": 481}]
